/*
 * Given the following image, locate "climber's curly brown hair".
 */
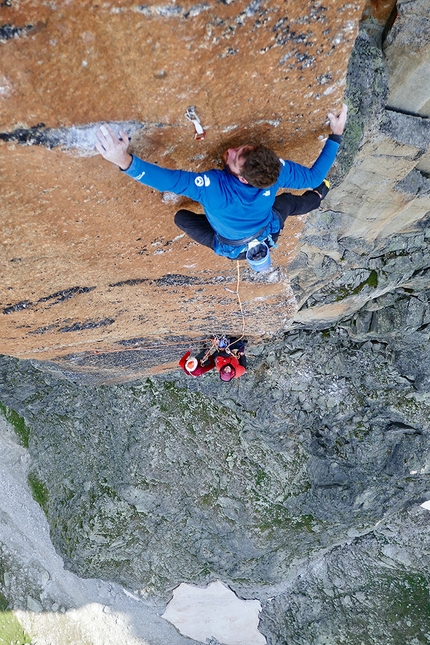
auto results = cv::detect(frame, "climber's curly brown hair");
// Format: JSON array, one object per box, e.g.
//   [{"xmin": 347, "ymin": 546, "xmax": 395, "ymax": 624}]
[{"xmin": 240, "ymin": 145, "xmax": 281, "ymax": 188}]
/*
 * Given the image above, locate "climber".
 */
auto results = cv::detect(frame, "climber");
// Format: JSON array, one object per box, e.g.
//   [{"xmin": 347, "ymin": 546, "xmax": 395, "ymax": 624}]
[
  {"xmin": 214, "ymin": 337, "xmax": 247, "ymax": 382},
  {"xmin": 95, "ymin": 104, "xmax": 347, "ymax": 260},
  {"xmin": 179, "ymin": 350, "xmax": 216, "ymax": 377}
]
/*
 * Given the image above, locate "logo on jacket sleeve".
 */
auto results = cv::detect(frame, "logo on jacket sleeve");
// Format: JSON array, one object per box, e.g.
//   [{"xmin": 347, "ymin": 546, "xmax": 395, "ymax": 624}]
[
  {"xmin": 263, "ymin": 190, "xmax": 270, "ymax": 196},
  {"xmin": 195, "ymin": 175, "xmax": 211, "ymax": 187}
]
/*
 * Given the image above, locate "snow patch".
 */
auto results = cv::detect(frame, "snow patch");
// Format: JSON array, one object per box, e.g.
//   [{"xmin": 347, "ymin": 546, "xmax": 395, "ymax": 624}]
[{"xmin": 162, "ymin": 580, "xmax": 266, "ymax": 645}]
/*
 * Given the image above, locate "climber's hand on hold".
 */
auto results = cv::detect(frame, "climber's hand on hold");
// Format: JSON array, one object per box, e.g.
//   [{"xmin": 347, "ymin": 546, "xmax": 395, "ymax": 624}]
[
  {"xmin": 95, "ymin": 124, "xmax": 132, "ymax": 170},
  {"xmin": 327, "ymin": 103, "xmax": 348, "ymax": 136}
]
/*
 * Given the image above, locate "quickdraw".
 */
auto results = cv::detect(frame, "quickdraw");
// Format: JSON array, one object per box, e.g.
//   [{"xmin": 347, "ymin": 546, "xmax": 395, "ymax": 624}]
[{"xmin": 185, "ymin": 106, "xmax": 206, "ymax": 140}]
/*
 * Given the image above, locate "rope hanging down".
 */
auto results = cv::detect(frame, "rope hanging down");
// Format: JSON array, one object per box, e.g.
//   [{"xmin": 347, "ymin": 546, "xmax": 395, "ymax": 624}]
[
  {"xmin": 201, "ymin": 260, "xmax": 246, "ymax": 362},
  {"xmin": 231, "ymin": 259, "xmax": 245, "ymax": 345}
]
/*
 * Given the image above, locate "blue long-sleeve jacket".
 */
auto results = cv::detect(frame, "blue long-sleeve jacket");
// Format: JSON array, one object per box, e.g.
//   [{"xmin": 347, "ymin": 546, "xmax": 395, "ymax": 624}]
[{"xmin": 123, "ymin": 137, "xmax": 339, "ymax": 256}]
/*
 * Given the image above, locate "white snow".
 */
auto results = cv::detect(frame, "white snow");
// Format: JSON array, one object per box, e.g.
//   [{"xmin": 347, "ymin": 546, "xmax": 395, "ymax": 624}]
[{"xmin": 162, "ymin": 580, "xmax": 266, "ymax": 645}]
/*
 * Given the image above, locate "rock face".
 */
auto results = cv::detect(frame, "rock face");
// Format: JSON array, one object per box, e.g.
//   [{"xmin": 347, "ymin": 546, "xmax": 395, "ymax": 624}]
[
  {"xmin": 1, "ymin": 283, "xmax": 430, "ymax": 643},
  {"xmin": 1, "ymin": 2, "xmax": 430, "ymax": 645},
  {"xmin": 1, "ymin": 0, "xmax": 363, "ymax": 364},
  {"xmin": 289, "ymin": 1, "xmax": 430, "ymax": 330},
  {"xmin": 384, "ymin": 0, "xmax": 430, "ymax": 117}
]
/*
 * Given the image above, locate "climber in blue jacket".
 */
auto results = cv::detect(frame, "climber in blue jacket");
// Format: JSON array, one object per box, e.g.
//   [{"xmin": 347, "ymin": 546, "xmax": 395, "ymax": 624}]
[{"xmin": 95, "ymin": 104, "xmax": 347, "ymax": 260}]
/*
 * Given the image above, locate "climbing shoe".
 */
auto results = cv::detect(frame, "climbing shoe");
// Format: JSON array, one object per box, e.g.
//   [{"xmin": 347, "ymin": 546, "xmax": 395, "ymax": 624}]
[{"xmin": 313, "ymin": 178, "xmax": 330, "ymax": 200}]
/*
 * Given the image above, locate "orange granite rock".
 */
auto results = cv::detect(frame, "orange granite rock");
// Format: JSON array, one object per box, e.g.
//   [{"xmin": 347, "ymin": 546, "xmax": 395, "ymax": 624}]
[{"xmin": 0, "ymin": 0, "xmax": 365, "ymax": 366}]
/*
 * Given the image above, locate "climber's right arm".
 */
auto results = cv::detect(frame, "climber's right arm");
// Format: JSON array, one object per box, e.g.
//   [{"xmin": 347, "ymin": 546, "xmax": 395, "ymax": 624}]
[
  {"xmin": 95, "ymin": 124, "xmax": 132, "ymax": 170},
  {"xmin": 96, "ymin": 123, "xmax": 220, "ymax": 203}
]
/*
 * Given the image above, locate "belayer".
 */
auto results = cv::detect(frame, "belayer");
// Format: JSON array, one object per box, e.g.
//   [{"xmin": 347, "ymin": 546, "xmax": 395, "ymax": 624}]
[
  {"xmin": 96, "ymin": 105, "xmax": 347, "ymax": 261},
  {"xmin": 215, "ymin": 337, "xmax": 247, "ymax": 382},
  {"xmin": 178, "ymin": 336, "xmax": 247, "ymax": 381},
  {"xmin": 179, "ymin": 350, "xmax": 216, "ymax": 378}
]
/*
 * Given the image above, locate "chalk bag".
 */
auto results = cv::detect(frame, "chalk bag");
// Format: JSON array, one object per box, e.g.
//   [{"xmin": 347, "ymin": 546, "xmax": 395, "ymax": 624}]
[{"xmin": 246, "ymin": 240, "xmax": 271, "ymax": 272}]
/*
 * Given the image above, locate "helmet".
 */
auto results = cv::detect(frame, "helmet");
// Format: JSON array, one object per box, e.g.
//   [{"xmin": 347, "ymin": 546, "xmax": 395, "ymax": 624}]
[
  {"xmin": 185, "ymin": 357, "xmax": 198, "ymax": 372},
  {"xmin": 219, "ymin": 365, "xmax": 236, "ymax": 382}
]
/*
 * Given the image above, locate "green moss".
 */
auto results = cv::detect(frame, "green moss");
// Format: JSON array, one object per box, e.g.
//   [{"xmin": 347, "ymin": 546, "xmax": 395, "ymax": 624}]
[
  {"xmin": 0, "ymin": 592, "xmax": 7, "ymax": 612},
  {"xmin": 200, "ymin": 492, "xmax": 217, "ymax": 506},
  {"xmin": 350, "ymin": 270, "xmax": 378, "ymax": 294},
  {"xmin": 27, "ymin": 472, "xmax": 49, "ymax": 514},
  {"xmin": 0, "ymin": 611, "xmax": 32, "ymax": 645},
  {"xmin": 394, "ymin": 395, "xmax": 420, "ymax": 413},
  {"xmin": 333, "ymin": 270, "xmax": 379, "ymax": 302},
  {"xmin": 361, "ymin": 269, "xmax": 378, "ymax": 290},
  {"xmin": 199, "ymin": 563, "xmax": 212, "ymax": 576},
  {"xmin": 0, "ymin": 402, "xmax": 30, "ymax": 448},
  {"xmin": 292, "ymin": 514, "xmax": 315, "ymax": 533},
  {"xmin": 368, "ymin": 572, "xmax": 430, "ymax": 643},
  {"xmin": 257, "ymin": 504, "xmax": 316, "ymax": 535},
  {"xmin": 255, "ymin": 469, "xmax": 269, "ymax": 487}
]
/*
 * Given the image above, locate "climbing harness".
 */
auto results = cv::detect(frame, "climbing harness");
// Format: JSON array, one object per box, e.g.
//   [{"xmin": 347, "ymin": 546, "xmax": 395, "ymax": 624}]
[{"xmin": 184, "ymin": 106, "xmax": 206, "ymax": 140}]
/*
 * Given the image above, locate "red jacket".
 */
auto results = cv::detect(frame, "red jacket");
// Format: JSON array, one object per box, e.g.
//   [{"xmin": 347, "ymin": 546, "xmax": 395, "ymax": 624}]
[
  {"xmin": 179, "ymin": 351, "xmax": 216, "ymax": 377},
  {"xmin": 215, "ymin": 354, "xmax": 246, "ymax": 379}
]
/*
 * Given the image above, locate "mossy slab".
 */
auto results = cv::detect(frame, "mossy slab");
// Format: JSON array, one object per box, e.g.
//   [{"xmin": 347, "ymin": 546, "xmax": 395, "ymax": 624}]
[{"xmin": 0, "ymin": 611, "xmax": 32, "ymax": 645}]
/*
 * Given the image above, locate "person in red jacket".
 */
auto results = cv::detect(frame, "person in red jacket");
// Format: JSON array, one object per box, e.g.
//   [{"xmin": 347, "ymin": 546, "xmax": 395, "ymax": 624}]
[
  {"xmin": 215, "ymin": 338, "xmax": 247, "ymax": 382},
  {"xmin": 179, "ymin": 350, "xmax": 216, "ymax": 377}
]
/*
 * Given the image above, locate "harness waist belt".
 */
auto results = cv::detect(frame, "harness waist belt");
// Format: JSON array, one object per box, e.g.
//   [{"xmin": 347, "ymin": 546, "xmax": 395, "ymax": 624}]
[{"xmin": 216, "ymin": 223, "xmax": 267, "ymax": 247}]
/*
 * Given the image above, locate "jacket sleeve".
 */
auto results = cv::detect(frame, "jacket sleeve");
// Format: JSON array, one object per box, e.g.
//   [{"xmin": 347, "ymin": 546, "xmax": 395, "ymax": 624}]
[
  {"xmin": 122, "ymin": 155, "xmax": 221, "ymax": 205},
  {"xmin": 179, "ymin": 351, "xmax": 191, "ymax": 372},
  {"xmin": 196, "ymin": 356, "xmax": 216, "ymax": 375},
  {"xmin": 215, "ymin": 355, "xmax": 225, "ymax": 372},
  {"xmin": 278, "ymin": 138, "xmax": 340, "ymax": 189}
]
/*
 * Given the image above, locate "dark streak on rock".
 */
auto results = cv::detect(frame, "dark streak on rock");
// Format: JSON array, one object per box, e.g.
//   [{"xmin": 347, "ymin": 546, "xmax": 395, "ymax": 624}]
[
  {"xmin": 0, "ymin": 123, "xmax": 49, "ymax": 145},
  {"xmin": 38, "ymin": 286, "xmax": 96, "ymax": 305},
  {"xmin": 0, "ymin": 23, "xmax": 33, "ymax": 42},
  {"xmin": 153, "ymin": 274, "xmax": 200, "ymax": 286},
  {"xmin": 110, "ymin": 273, "xmax": 241, "ymax": 289},
  {"xmin": 109, "ymin": 278, "xmax": 150, "ymax": 287},
  {"xmin": 273, "ymin": 18, "xmax": 310, "ymax": 47},
  {"xmin": 3, "ymin": 300, "xmax": 32, "ymax": 315},
  {"xmin": 0, "ymin": 121, "xmax": 150, "ymax": 151},
  {"xmin": 59, "ymin": 319, "xmax": 115, "ymax": 333},
  {"xmin": 2, "ymin": 286, "xmax": 96, "ymax": 315},
  {"xmin": 117, "ymin": 334, "xmax": 190, "ymax": 347},
  {"xmin": 28, "ymin": 325, "xmax": 57, "ymax": 336}
]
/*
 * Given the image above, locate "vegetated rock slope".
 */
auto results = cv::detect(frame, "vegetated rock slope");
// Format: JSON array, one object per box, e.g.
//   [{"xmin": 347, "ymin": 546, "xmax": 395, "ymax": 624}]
[
  {"xmin": 2, "ymin": 200, "xmax": 430, "ymax": 642},
  {"xmin": 1, "ymin": 280, "xmax": 430, "ymax": 643}
]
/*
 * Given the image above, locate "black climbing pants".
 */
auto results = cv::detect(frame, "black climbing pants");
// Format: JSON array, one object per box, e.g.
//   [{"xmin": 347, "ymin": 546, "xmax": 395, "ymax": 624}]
[
  {"xmin": 174, "ymin": 210, "xmax": 215, "ymax": 248},
  {"xmin": 174, "ymin": 190, "xmax": 321, "ymax": 249}
]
